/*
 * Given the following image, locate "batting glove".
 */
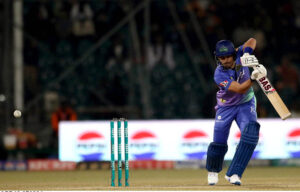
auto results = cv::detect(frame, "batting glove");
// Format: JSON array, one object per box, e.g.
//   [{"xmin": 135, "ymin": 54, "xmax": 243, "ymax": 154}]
[
  {"xmin": 251, "ymin": 64, "xmax": 267, "ymax": 80},
  {"xmin": 240, "ymin": 53, "xmax": 259, "ymax": 67}
]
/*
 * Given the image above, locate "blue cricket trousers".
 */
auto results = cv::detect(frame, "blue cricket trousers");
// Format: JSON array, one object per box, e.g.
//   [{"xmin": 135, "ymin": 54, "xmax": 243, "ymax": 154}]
[{"xmin": 213, "ymin": 97, "xmax": 257, "ymax": 144}]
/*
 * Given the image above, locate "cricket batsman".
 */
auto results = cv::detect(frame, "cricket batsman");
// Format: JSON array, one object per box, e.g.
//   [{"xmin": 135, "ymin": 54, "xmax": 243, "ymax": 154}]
[{"xmin": 206, "ymin": 38, "xmax": 267, "ymax": 185}]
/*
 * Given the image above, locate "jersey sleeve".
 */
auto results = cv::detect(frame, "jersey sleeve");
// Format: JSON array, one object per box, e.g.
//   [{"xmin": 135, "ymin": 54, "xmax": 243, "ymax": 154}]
[
  {"xmin": 242, "ymin": 66, "xmax": 251, "ymax": 80},
  {"xmin": 214, "ymin": 69, "xmax": 233, "ymax": 91},
  {"xmin": 236, "ymin": 45, "xmax": 244, "ymax": 58}
]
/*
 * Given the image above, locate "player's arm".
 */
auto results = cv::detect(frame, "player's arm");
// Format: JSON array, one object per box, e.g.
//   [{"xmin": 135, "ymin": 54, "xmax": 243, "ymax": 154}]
[
  {"xmin": 228, "ymin": 79, "xmax": 252, "ymax": 94},
  {"xmin": 243, "ymin": 38, "xmax": 256, "ymax": 52},
  {"xmin": 240, "ymin": 38, "xmax": 259, "ymax": 67},
  {"xmin": 235, "ymin": 38, "xmax": 256, "ymax": 52}
]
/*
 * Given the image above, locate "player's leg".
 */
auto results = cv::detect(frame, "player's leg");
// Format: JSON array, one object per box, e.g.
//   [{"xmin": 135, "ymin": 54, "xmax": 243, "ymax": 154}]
[
  {"xmin": 236, "ymin": 97, "xmax": 258, "ymax": 132},
  {"xmin": 207, "ymin": 142, "xmax": 228, "ymax": 185},
  {"xmin": 206, "ymin": 106, "xmax": 236, "ymax": 185},
  {"xmin": 225, "ymin": 98, "xmax": 260, "ymax": 185}
]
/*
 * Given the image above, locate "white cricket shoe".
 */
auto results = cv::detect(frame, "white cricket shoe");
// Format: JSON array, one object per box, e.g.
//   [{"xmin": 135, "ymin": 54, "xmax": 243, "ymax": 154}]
[
  {"xmin": 225, "ymin": 174, "xmax": 241, "ymax": 185},
  {"xmin": 208, "ymin": 172, "xmax": 218, "ymax": 185}
]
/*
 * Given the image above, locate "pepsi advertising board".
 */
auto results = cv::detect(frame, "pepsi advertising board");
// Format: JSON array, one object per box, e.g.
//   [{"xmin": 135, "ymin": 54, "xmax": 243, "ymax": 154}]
[{"xmin": 59, "ymin": 119, "xmax": 300, "ymax": 162}]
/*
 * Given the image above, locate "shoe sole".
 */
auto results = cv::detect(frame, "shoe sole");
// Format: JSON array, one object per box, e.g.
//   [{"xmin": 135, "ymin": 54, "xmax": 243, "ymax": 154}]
[{"xmin": 225, "ymin": 176, "xmax": 241, "ymax": 186}]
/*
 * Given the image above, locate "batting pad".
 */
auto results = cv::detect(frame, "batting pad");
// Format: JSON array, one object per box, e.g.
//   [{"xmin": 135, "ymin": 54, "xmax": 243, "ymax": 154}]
[
  {"xmin": 206, "ymin": 142, "xmax": 228, "ymax": 172},
  {"xmin": 226, "ymin": 121, "xmax": 260, "ymax": 177}
]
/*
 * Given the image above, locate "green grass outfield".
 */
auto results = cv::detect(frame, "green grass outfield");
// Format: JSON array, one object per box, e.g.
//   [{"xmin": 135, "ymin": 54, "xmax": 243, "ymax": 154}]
[{"xmin": 0, "ymin": 167, "xmax": 300, "ymax": 191}]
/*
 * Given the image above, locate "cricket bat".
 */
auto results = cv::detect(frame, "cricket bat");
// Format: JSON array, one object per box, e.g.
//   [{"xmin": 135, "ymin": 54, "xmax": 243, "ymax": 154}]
[{"xmin": 255, "ymin": 74, "xmax": 291, "ymax": 120}]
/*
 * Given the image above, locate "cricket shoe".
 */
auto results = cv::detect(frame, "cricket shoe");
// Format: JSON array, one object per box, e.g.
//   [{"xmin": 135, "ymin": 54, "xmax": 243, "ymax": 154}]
[
  {"xmin": 225, "ymin": 174, "xmax": 241, "ymax": 185},
  {"xmin": 208, "ymin": 172, "xmax": 218, "ymax": 185}
]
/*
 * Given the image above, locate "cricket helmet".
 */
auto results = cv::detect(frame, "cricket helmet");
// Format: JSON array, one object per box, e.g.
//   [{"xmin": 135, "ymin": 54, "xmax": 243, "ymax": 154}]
[{"xmin": 215, "ymin": 40, "xmax": 236, "ymax": 57}]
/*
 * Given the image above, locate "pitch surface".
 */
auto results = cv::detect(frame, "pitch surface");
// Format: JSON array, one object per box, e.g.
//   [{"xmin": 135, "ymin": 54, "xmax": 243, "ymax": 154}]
[{"xmin": 0, "ymin": 167, "xmax": 299, "ymax": 190}]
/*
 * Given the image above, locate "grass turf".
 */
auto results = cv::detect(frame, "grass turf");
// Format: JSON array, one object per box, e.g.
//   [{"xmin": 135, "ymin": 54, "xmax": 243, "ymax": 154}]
[{"xmin": 0, "ymin": 167, "xmax": 300, "ymax": 190}]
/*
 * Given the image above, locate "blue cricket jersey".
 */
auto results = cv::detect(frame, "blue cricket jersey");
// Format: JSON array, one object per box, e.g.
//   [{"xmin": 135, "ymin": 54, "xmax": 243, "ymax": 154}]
[{"xmin": 214, "ymin": 46, "xmax": 255, "ymax": 109}]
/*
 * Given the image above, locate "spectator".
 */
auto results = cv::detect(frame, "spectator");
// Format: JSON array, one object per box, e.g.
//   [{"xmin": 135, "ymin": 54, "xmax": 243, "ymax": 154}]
[
  {"xmin": 107, "ymin": 36, "xmax": 130, "ymax": 70},
  {"xmin": 147, "ymin": 35, "xmax": 175, "ymax": 70},
  {"xmin": 70, "ymin": 0, "xmax": 95, "ymax": 37},
  {"xmin": 52, "ymin": 0, "xmax": 72, "ymax": 39},
  {"xmin": 233, "ymin": 22, "xmax": 254, "ymax": 45},
  {"xmin": 276, "ymin": 56, "xmax": 299, "ymax": 92},
  {"xmin": 4, "ymin": 128, "xmax": 37, "ymax": 151},
  {"xmin": 275, "ymin": 56, "xmax": 299, "ymax": 108},
  {"xmin": 51, "ymin": 100, "xmax": 77, "ymax": 148},
  {"xmin": 3, "ymin": 128, "xmax": 37, "ymax": 160}
]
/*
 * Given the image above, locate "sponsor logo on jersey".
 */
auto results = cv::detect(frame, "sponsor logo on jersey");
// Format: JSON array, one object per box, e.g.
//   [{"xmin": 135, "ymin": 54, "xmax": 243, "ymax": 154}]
[{"xmin": 219, "ymin": 80, "xmax": 228, "ymax": 88}]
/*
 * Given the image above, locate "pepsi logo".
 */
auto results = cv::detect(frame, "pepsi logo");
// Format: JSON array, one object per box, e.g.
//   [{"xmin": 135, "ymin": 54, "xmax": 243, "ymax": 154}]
[
  {"xmin": 76, "ymin": 131, "xmax": 106, "ymax": 161},
  {"xmin": 130, "ymin": 130, "xmax": 158, "ymax": 160},
  {"xmin": 286, "ymin": 128, "xmax": 300, "ymax": 158},
  {"xmin": 181, "ymin": 130, "xmax": 209, "ymax": 160}
]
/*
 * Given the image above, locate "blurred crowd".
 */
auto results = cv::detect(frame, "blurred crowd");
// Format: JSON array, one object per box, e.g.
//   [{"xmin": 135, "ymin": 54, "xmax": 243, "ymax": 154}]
[{"xmin": 13, "ymin": 0, "xmax": 299, "ymax": 156}]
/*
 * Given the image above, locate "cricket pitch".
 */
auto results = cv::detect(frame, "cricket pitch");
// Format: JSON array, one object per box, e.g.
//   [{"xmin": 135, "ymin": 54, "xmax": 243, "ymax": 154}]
[{"xmin": 0, "ymin": 167, "xmax": 300, "ymax": 190}]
